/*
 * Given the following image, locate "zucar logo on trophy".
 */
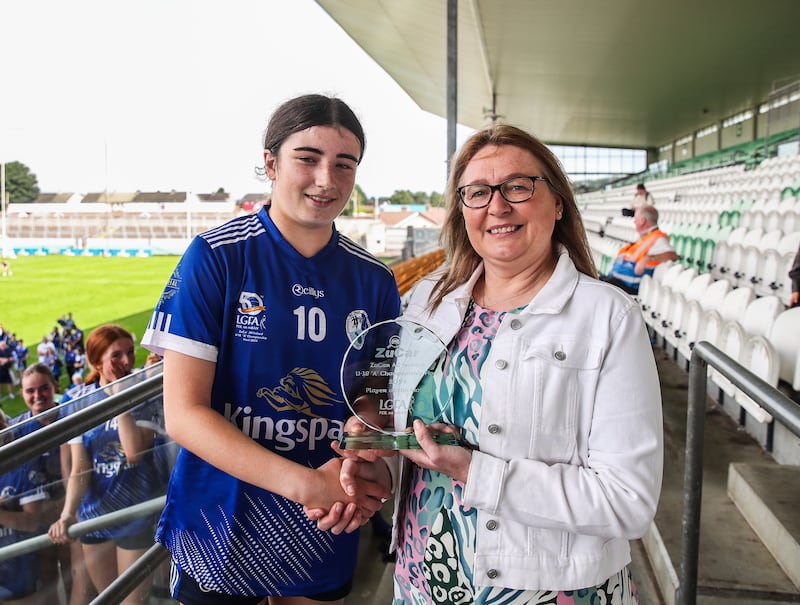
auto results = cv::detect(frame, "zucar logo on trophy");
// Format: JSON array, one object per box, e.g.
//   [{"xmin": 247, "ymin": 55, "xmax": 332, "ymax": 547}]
[{"xmin": 235, "ymin": 291, "xmax": 268, "ymax": 343}]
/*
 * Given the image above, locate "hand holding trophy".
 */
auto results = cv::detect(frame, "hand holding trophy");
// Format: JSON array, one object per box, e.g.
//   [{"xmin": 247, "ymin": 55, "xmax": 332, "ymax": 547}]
[{"xmin": 339, "ymin": 318, "xmax": 460, "ymax": 450}]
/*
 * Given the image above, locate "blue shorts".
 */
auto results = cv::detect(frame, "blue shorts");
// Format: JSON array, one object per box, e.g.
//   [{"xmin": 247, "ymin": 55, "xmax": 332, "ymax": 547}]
[
  {"xmin": 170, "ymin": 563, "xmax": 353, "ymax": 604},
  {"xmin": 0, "ymin": 552, "xmax": 39, "ymax": 600}
]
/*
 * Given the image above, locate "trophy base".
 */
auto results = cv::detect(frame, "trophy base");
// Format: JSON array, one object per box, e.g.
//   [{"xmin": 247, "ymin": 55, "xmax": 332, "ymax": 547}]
[{"xmin": 340, "ymin": 430, "xmax": 462, "ymax": 450}]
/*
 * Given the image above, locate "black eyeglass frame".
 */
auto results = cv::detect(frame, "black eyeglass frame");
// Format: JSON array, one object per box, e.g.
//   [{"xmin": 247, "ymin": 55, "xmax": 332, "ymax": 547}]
[{"xmin": 456, "ymin": 175, "xmax": 553, "ymax": 209}]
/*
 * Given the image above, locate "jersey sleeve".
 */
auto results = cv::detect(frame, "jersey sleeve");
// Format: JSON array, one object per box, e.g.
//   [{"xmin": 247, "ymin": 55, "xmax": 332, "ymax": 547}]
[{"xmin": 141, "ymin": 236, "xmax": 226, "ymax": 362}]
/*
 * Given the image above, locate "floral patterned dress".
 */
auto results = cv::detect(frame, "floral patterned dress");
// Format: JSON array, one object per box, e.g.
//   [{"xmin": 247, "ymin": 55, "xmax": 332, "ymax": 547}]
[{"xmin": 393, "ymin": 300, "xmax": 639, "ymax": 605}]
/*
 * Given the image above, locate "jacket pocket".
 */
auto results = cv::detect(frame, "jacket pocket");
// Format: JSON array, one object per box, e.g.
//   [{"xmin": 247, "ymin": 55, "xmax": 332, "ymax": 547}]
[{"xmin": 520, "ymin": 336, "xmax": 604, "ymax": 463}]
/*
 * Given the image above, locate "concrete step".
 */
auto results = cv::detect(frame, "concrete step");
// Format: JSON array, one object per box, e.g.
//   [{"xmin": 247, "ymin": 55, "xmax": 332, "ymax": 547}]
[{"xmin": 728, "ymin": 463, "xmax": 800, "ymax": 590}]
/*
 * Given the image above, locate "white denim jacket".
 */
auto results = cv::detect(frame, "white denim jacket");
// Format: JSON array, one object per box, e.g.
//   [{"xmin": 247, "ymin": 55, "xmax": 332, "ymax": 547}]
[{"xmin": 390, "ymin": 247, "xmax": 663, "ymax": 592}]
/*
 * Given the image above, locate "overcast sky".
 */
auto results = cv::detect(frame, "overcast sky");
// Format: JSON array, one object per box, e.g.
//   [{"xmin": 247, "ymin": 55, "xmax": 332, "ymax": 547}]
[{"xmin": 1, "ymin": 0, "xmax": 473, "ymax": 200}]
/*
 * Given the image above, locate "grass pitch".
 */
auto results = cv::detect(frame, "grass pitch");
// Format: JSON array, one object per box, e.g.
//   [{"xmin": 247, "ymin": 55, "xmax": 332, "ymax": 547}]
[{"xmin": 1, "ymin": 254, "xmax": 179, "ymax": 415}]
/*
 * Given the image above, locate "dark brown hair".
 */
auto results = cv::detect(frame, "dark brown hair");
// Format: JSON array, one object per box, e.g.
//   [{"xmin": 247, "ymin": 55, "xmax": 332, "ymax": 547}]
[{"xmin": 263, "ymin": 94, "xmax": 366, "ymax": 163}]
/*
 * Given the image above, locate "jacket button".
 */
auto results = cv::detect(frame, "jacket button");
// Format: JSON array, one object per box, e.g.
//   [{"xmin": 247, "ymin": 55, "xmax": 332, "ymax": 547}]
[
  {"xmin": 487, "ymin": 569, "xmax": 499, "ymax": 579},
  {"xmin": 510, "ymin": 319, "xmax": 522, "ymax": 330},
  {"xmin": 487, "ymin": 424, "xmax": 500, "ymax": 434},
  {"xmin": 554, "ymin": 350, "xmax": 566, "ymax": 361},
  {"xmin": 495, "ymin": 359, "xmax": 508, "ymax": 370},
  {"xmin": 486, "ymin": 519, "xmax": 498, "ymax": 530}
]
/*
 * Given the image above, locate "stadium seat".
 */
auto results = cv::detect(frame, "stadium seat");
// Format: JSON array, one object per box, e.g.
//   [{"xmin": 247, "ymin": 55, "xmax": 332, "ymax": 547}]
[
  {"xmin": 684, "ymin": 272, "xmax": 714, "ymax": 303},
  {"xmin": 669, "ymin": 266, "xmax": 698, "ymax": 296},
  {"xmin": 678, "ymin": 300, "xmax": 705, "ymax": 364},
  {"xmin": 719, "ymin": 286, "xmax": 756, "ymax": 323},
  {"xmin": 768, "ymin": 307, "xmax": 800, "ymax": 391},
  {"xmin": 733, "ymin": 335, "xmax": 777, "ymax": 425},
  {"xmin": 754, "ymin": 248, "xmax": 789, "ymax": 298},
  {"xmin": 726, "ymin": 243, "xmax": 747, "ymax": 287},
  {"xmin": 698, "ymin": 278, "xmax": 732, "ymax": 313},
  {"xmin": 712, "ymin": 320, "xmax": 746, "ymax": 397},
  {"xmin": 740, "ymin": 295, "xmax": 783, "ymax": 339},
  {"xmin": 665, "ymin": 293, "xmax": 689, "ymax": 351},
  {"xmin": 709, "ymin": 241, "xmax": 732, "ymax": 281}
]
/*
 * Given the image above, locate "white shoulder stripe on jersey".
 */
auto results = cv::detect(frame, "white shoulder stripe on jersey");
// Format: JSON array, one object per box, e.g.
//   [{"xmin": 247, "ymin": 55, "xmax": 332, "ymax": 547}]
[
  {"xmin": 337, "ymin": 235, "xmax": 395, "ymax": 276},
  {"xmin": 202, "ymin": 213, "xmax": 260, "ymax": 238},
  {"xmin": 141, "ymin": 328, "xmax": 219, "ymax": 363},
  {"xmin": 203, "ymin": 219, "xmax": 266, "ymax": 249}
]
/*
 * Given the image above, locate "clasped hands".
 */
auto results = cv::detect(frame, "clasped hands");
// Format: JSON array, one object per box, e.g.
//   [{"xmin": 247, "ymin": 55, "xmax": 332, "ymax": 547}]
[{"xmin": 305, "ymin": 417, "xmax": 472, "ymax": 534}]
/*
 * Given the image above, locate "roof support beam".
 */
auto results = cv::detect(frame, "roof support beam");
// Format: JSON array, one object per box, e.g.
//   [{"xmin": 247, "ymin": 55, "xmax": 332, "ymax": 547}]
[{"xmin": 447, "ymin": 0, "xmax": 458, "ymax": 176}]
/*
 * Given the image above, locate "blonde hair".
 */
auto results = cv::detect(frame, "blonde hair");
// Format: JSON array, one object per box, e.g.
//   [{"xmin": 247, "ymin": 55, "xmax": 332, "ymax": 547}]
[{"xmin": 430, "ymin": 124, "xmax": 597, "ymax": 311}]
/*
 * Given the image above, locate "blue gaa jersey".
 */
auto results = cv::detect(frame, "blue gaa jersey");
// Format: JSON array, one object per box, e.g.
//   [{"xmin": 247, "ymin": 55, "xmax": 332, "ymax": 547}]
[
  {"xmin": 140, "ymin": 207, "xmax": 401, "ymax": 597},
  {"xmin": 0, "ymin": 461, "xmax": 48, "ymax": 600},
  {"xmin": 62, "ymin": 383, "xmax": 161, "ymax": 540}
]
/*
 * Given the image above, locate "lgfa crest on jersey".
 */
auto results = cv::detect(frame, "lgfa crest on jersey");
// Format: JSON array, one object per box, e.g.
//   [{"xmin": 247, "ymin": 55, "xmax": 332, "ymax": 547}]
[
  {"xmin": 345, "ymin": 310, "xmax": 370, "ymax": 350},
  {"xmin": 235, "ymin": 291, "xmax": 269, "ymax": 343}
]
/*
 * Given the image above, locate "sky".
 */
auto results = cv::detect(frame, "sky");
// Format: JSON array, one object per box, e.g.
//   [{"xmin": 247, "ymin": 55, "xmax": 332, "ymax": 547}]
[{"xmin": 0, "ymin": 0, "xmax": 473, "ymax": 200}]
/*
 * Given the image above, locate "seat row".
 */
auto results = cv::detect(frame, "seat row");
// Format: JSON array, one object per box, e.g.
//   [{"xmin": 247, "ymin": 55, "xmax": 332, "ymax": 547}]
[{"xmin": 639, "ymin": 263, "xmax": 800, "ymax": 429}]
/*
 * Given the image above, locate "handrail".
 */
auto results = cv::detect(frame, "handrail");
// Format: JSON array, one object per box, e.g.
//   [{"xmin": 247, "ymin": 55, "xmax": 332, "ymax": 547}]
[
  {"xmin": 678, "ymin": 341, "xmax": 800, "ymax": 605},
  {"xmin": 90, "ymin": 542, "xmax": 170, "ymax": 605},
  {"xmin": 0, "ymin": 496, "xmax": 166, "ymax": 562},
  {"xmin": 0, "ymin": 371, "xmax": 163, "ymax": 475}
]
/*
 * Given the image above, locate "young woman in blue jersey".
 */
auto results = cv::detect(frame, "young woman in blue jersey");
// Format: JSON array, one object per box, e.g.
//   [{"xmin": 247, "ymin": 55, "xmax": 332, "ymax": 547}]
[
  {"xmin": 141, "ymin": 94, "xmax": 399, "ymax": 605},
  {"xmin": 0, "ymin": 447, "xmax": 49, "ymax": 605},
  {"xmin": 48, "ymin": 325, "xmax": 158, "ymax": 605},
  {"xmin": 15, "ymin": 364, "xmax": 95, "ymax": 605}
]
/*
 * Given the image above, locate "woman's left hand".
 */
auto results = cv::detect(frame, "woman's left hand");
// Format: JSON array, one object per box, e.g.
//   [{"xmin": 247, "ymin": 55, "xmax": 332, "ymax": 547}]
[{"xmin": 400, "ymin": 419, "xmax": 472, "ymax": 483}]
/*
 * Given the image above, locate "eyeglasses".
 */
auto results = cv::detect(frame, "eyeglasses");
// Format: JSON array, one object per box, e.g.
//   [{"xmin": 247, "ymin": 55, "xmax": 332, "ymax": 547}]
[{"xmin": 457, "ymin": 175, "xmax": 552, "ymax": 209}]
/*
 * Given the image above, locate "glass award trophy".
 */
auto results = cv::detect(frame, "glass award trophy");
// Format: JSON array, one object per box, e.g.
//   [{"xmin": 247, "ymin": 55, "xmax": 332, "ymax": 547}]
[{"xmin": 339, "ymin": 318, "xmax": 459, "ymax": 450}]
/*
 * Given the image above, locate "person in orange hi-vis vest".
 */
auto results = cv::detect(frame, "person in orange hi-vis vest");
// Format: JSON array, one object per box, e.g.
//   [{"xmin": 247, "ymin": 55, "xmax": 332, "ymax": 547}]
[{"xmin": 601, "ymin": 205, "xmax": 679, "ymax": 294}]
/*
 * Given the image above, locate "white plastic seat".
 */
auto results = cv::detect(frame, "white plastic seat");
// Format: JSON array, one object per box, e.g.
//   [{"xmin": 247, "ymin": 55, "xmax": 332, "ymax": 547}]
[
  {"xmin": 768, "ymin": 307, "xmax": 800, "ymax": 391},
  {"xmin": 776, "ymin": 251, "xmax": 796, "ymax": 306},
  {"xmin": 758, "ymin": 229, "xmax": 783, "ymax": 251},
  {"xmin": 763, "ymin": 209, "xmax": 783, "ymax": 233},
  {"xmin": 659, "ymin": 263, "xmax": 686, "ymax": 289},
  {"xmin": 719, "ymin": 286, "xmax": 756, "ymax": 323},
  {"xmin": 712, "ymin": 320, "xmax": 746, "ymax": 397},
  {"xmin": 733, "ymin": 335, "xmax": 777, "ymax": 425},
  {"xmin": 738, "ymin": 246, "xmax": 762, "ymax": 290},
  {"xmin": 754, "ymin": 248, "xmax": 786, "ymax": 298},
  {"xmin": 727, "ymin": 226, "xmax": 749, "ymax": 246},
  {"xmin": 698, "ymin": 278, "xmax": 732, "ymax": 313},
  {"xmin": 665, "ymin": 293, "xmax": 689, "ymax": 350},
  {"xmin": 651, "ymin": 260, "xmax": 676, "ymax": 283},
  {"xmin": 652, "ymin": 288, "xmax": 676, "ymax": 340},
  {"xmin": 638, "ymin": 275, "xmax": 659, "ymax": 328},
  {"xmin": 678, "ymin": 300, "xmax": 705, "ymax": 363},
  {"xmin": 709, "ymin": 241, "xmax": 731, "ymax": 281},
  {"xmin": 741, "ymin": 227, "xmax": 765, "ymax": 248},
  {"xmin": 669, "ymin": 266, "xmax": 698, "ymax": 296},
  {"xmin": 684, "ymin": 273, "xmax": 713, "ymax": 303},
  {"xmin": 726, "ymin": 243, "xmax": 747, "ymax": 287},
  {"xmin": 740, "ymin": 295, "xmax": 783, "ymax": 339},
  {"xmin": 778, "ymin": 232, "xmax": 800, "ymax": 256}
]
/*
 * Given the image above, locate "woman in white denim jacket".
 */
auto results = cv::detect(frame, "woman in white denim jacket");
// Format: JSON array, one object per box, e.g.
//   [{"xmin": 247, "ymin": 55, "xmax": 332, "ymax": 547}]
[{"xmin": 314, "ymin": 124, "xmax": 663, "ymax": 604}]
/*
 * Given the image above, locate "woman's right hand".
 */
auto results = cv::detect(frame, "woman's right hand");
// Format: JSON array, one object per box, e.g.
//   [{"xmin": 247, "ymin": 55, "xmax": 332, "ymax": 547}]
[{"xmin": 48, "ymin": 514, "xmax": 76, "ymax": 544}]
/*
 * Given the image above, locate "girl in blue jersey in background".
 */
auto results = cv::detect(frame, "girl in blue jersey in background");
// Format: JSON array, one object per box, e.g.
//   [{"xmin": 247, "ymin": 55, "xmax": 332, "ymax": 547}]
[
  {"xmin": 15, "ymin": 363, "xmax": 95, "ymax": 605},
  {"xmin": 48, "ymin": 325, "xmax": 158, "ymax": 605},
  {"xmin": 141, "ymin": 94, "xmax": 398, "ymax": 605}
]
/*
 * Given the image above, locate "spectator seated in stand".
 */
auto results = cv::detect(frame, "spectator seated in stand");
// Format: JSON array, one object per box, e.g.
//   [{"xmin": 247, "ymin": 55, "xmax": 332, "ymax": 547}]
[
  {"xmin": 621, "ymin": 183, "xmax": 654, "ymax": 217},
  {"xmin": 601, "ymin": 205, "xmax": 679, "ymax": 295}
]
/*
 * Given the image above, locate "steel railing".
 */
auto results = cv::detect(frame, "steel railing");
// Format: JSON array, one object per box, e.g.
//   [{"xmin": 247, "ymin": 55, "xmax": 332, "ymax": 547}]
[
  {"xmin": 0, "ymin": 364, "xmax": 170, "ymax": 605},
  {"xmin": 678, "ymin": 341, "xmax": 800, "ymax": 605}
]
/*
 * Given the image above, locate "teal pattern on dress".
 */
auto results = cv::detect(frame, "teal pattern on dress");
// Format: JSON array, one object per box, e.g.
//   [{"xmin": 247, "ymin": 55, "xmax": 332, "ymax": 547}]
[{"xmin": 393, "ymin": 300, "xmax": 639, "ymax": 605}]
